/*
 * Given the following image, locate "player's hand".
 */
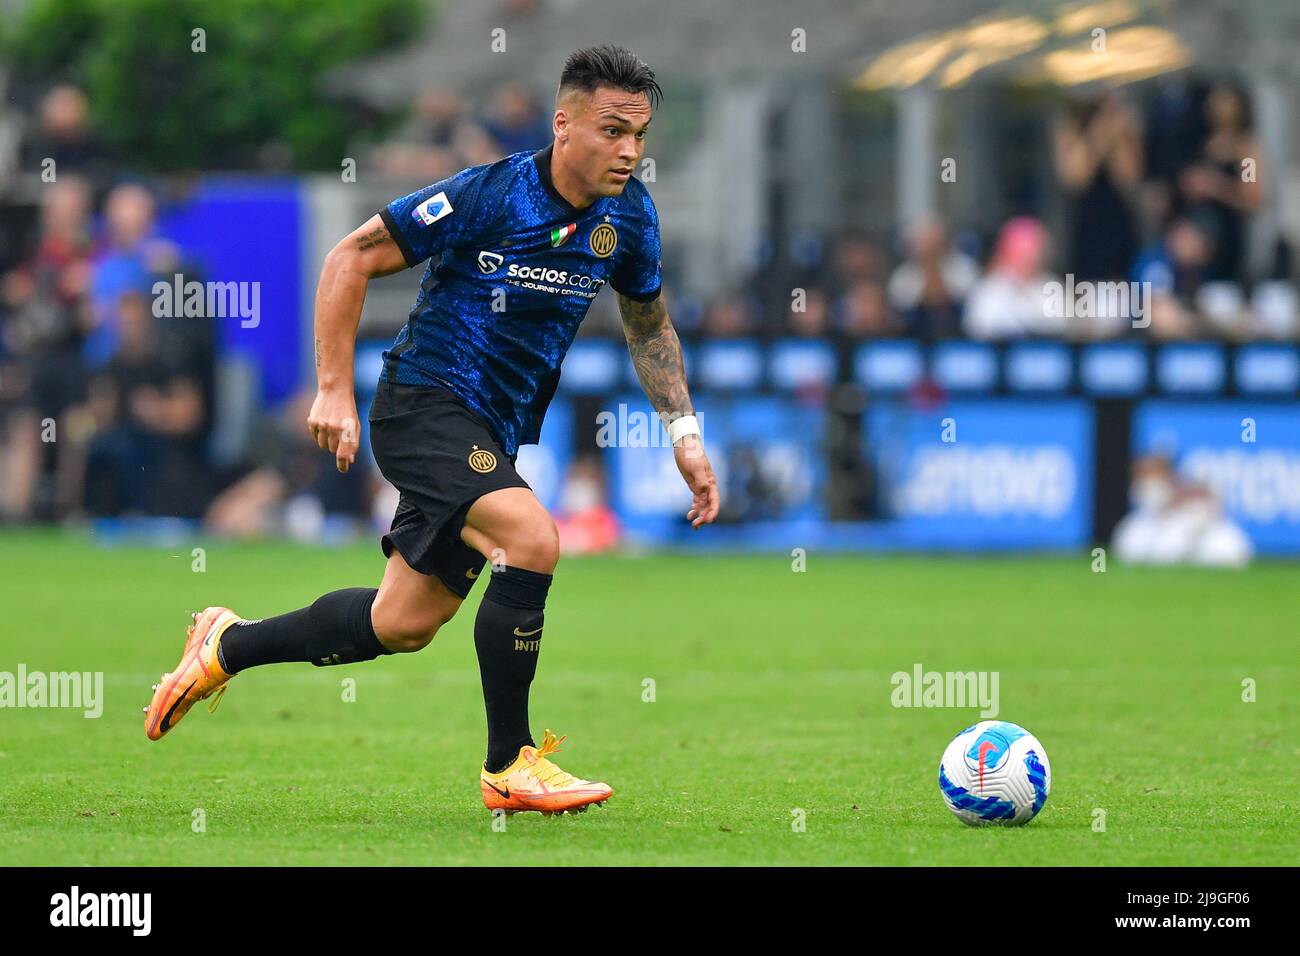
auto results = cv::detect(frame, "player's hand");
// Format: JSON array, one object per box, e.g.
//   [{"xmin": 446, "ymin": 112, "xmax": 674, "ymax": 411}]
[
  {"xmin": 673, "ymin": 435, "xmax": 720, "ymax": 529},
  {"xmin": 307, "ymin": 386, "xmax": 360, "ymax": 473}
]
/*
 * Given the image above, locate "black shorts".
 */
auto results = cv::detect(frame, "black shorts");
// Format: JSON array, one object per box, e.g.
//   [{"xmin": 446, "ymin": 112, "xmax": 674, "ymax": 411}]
[{"xmin": 368, "ymin": 381, "xmax": 531, "ymax": 598}]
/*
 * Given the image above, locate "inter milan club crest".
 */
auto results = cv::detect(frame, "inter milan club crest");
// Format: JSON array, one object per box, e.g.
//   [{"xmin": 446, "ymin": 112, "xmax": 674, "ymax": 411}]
[
  {"xmin": 550, "ymin": 222, "xmax": 576, "ymax": 247},
  {"xmin": 468, "ymin": 445, "xmax": 497, "ymax": 473},
  {"xmin": 588, "ymin": 222, "xmax": 618, "ymax": 258}
]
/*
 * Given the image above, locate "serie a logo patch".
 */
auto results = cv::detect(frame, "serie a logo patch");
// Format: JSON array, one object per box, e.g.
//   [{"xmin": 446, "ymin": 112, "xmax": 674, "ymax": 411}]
[
  {"xmin": 413, "ymin": 191, "xmax": 453, "ymax": 226},
  {"xmin": 468, "ymin": 447, "xmax": 497, "ymax": 473}
]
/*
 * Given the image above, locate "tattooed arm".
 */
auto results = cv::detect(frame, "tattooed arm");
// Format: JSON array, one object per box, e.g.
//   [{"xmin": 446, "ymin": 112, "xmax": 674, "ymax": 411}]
[
  {"xmin": 617, "ymin": 292, "xmax": 692, "ymax": 423},
  {"xmin": 308, "ymin": 214, "xmax": 408, "ymax": 473},
  {"xmin": 617, "ymin": 291, "xmax": 720, "ymax": 528}
]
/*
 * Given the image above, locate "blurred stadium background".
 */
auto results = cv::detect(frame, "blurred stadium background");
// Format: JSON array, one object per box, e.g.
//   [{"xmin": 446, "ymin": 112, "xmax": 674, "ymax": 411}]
[{"xmin": 2, "ymin": 0, "xmax": 1299, "ymax": 562}]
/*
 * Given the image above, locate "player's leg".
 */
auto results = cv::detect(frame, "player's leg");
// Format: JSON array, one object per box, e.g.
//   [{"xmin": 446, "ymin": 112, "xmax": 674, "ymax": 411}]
[
  {"xmin": 460, "ymin": 486, "xmax": 559, "ymax": 771},
  {"xmin": 370, "ymin": 549, "xmax": 464, "ymax": 652},
  {"xmin": 223, "ymin": 544, "xmax": 465, "ymax": 665},
  {"xmin": 144, "ymin": 547, "xmax": 461, "ymax": 741},
  {"xmin": 461, "ymin": 487, "xmax": 611, "ymax": 813}
]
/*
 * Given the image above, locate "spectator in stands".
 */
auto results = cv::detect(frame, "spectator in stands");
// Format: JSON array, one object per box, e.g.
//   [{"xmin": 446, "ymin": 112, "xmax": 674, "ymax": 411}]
[
  {"xmin": 1133, "ymin": 217, "xmax": 1218, "ymax": 340},
  {"xmin": 1143, "ymin": 76, "xmax": 1209, "ymax": 210},
  {"xmin": 0, "ymin": 177, "xmax": 94, "ymax": 521},
  {"xmin": 554, "ymin": 456, "xmax": 620, "ymax": 554},
  {"xmin": 701, "ymin": 294, "xmax": 758, "ymax": 339},
  {"xmin": 836, "ymin": 279, "xmax": 898, "ymax": 339},
  {"xmin": 1112, "ymin": 453, "xmax": 1252, "ymax": 567},
  {"xmin": 1133, "ymin": 215, "xmax": 1213, "ymax": 303},
  {"xmin": 86, "ymin": 182, "xmax": 181, "ymax": 368},
  {"xmin": 1178, "ymin": 80, "xmax": 1264, "ymax": 284},
  {"xmin": 206, "ymin": 388, "xmax": 369, "ymax": 540},
  {"xmin": 1145, "ymin": 292, "xmax": 1198, "ymax": 340},
  {"xmin": 886, "ymin": 218, "xmax": 978, "ymax": 340},
  {"xmin": 963, "ymin": 217, "xmax": 1062, "ymax": 339},
  {"xmin": 830, "ymin": 233, "xmax": 885, "ymax": 297},
  {"xmin": 787, "ymin": 286, "xmax": 831, "ymax": 338},
  {"xmin": 372, "ymin": 89, "xmax": 498, "ymax": 179},
  {"xmin": 1053, "ymin": 90, "xmax": 1143, "ymax": 282},
  {"xmin": 409, "ymin": 89, "xmax": 475, "ymax": 151},
  {"xmin": 19, "ymin": 85, "xmax": 108, "ymax": 186},
  {"xmin": 81, "ymin": 292, "xmax": 208, "ymax": 518},
  {"xmin": 482, "ymin": 83, "xmax": 551, "ymax": 155}
]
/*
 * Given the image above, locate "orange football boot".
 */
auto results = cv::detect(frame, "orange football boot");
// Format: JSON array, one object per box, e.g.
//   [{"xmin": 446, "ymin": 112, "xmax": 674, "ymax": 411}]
[
  {"xmin": 144, "ymin": 607, "xmax": 240, "ymax": 740},
  {"xmin": 480, "ymin": 730, "xmax": 613, "ymax": 815}
]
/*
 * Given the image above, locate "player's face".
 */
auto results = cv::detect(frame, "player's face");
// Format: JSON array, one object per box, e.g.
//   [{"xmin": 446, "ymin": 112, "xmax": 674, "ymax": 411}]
[{"xmin": 560, "ymin": 86, "xmax": 652, "ymax": 198}]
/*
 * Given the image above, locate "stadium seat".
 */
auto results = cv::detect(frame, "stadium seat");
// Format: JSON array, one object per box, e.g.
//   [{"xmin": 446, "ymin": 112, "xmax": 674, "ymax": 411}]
[
  {"xmin": 854, "ymin": 340, "xmax": 924, "ymax": 393},
  {"xmin": 768, "ymin": 338, "xmax": 837, "ymax": 390},
  {"xmin": 1156, "ymin": 343, "xmax": 1227, "ymax": 394},
  {"xmin": 1251, "ymin": 281, "xmax": 1298, "ymax": 338},
  {"xmin": 694, "ymin": 339, "xmax": 764, "ymax": 391},
  {"xmin": 931, "ymin": 341, "xmax": 998, "ymax": 392},
  {"xmin": 1079, "ymin": 342, "xmax": 1148, "ymax": 396},
  {"xmin": 1234, "ymin": 344, "xmax": 1300, "ymax": 394},
  {"xmin": 1005, "ymin": 342, "xmax": 1072, "ymax": 392},
  {"xmin": 560, "ymin": 339, "xmax": 624, "ymax": 393}
]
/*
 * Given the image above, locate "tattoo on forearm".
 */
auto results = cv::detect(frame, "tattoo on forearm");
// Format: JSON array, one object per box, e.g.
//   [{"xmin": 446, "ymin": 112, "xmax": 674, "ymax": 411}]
[
  {"xmin": 315, "ymin": 336, "xmax": 322, "ymax": 368},
  {"xmin": 617, "ymin": 293, "xmax": 691, "ymax": 419},
  {"xmin": 355, "ymin": 225, "xmax": 391, "ymax": 251},
  {"xmin": 616, "ymin": 291, "xmax": 665, "ymax": 336}
]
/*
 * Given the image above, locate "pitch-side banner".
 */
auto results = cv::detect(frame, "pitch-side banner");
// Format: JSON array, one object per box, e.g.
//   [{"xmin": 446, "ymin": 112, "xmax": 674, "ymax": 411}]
[
  {"xmin": 864, "ymin": 399, "xmax": 1095, "ymax": 549},
  {"xmin": 1133, "ymin": 400, "xmax": 1300, "ymax": 554},
  {"xmin": 605, "ymin": 394, "xmax": 826, "ymax": 541}
]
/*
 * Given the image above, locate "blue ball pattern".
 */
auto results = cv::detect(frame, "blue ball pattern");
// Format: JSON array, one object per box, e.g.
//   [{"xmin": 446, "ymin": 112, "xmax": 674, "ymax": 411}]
[
  {"xmin": 1024, "ymin": 749, "xmax": 1049, "ymax": 818},
  {"xmin": 938, "ymin": 763, "xmax": 1017, "ymax": 822}
]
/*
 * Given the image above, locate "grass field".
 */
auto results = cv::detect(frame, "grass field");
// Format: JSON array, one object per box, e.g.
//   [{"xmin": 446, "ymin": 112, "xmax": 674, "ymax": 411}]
[{"xmin": 0, "ymin": 530, "xmax": 1295, "ymax": 866}]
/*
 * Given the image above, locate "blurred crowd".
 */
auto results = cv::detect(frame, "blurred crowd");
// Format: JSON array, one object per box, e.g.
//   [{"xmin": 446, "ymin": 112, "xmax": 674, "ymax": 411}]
[
  {"xmin": 0, "ymin": 75, "xmax": 1294, "ymax": 539},
  {"xmin": 367, "ymin": 84, "xmax": 552, "ymax": 181},
  {"xmin": 0, "ymin": 170, "xmax": 216, "ymax": 525},
  {"xmin": 0, "ymin": 81, "xmax": 579, "ymax": 538},
  {"xmin": 1113, "ymin": 453, "xmax": 1252, "ymax": 567},
  {"xmin": 669, "ymin": 78, "xmax": 1292, "ymax": 347}
]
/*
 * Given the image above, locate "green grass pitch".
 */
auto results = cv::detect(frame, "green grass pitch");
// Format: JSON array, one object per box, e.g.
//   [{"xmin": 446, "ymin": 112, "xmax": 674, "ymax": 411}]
[{"xmin": 0, "ymin": 530, "xmax": 1295, "ymax": 866}]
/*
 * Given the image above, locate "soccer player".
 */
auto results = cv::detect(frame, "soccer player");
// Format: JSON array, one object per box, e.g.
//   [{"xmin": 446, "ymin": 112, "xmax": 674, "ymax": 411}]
[{"xmin": 144, "ymin": 46, "xmax": 720, "ymax": 815}]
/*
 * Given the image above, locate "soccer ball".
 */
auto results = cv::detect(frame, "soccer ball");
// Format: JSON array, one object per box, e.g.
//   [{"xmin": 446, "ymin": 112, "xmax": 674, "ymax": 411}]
[{"xmin": 938, "ymin": 720, "xmax": 1051, "ymax": 826}]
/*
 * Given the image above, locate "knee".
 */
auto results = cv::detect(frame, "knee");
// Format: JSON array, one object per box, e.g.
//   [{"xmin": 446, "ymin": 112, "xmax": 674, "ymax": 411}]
[
  {"xmin": 498, "ymin": 515, "xmax": 560, "ymax": 573},
  {"xmin": 371, "ymin": 597, "xmax": 456, "ymax": 653}
]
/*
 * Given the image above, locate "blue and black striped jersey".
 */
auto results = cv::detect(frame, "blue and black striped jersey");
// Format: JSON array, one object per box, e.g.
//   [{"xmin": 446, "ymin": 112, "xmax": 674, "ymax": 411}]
[{"xmin": 378, "ymin": 144, "xmax": 662, "ymax": 455}]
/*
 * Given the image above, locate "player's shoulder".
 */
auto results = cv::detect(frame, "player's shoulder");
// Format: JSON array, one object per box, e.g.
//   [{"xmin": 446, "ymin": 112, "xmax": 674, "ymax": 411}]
[
  {"xmin": 427, "ymin": 151, "xmax": 534, "ymax": 232},
  {"xmin": 616, "ymin": 175, "xmax": 655, "ymax": 213},
  {"xmin": 447, "ymin": 148, "xmax": 550, "ymax": 206},
  {"xmin": 447, "ymin": 151, "xmax": 523, "ymax": 193},
  {"xmin": 615, "ymin": 174, "xmax": 657, "ymax": 222}
]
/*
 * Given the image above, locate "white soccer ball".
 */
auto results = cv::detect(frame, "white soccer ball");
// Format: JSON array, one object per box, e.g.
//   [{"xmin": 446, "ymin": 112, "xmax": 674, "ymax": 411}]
[{"xmin": 938, "ymin": 720, "xmax": 1051, "ymax": 826}]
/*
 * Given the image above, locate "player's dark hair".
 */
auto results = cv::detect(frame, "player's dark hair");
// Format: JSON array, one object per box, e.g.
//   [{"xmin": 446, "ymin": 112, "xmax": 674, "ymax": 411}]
[{"xmin": 558, "ymin": 45, "xmax": 661, "ymax": 111}]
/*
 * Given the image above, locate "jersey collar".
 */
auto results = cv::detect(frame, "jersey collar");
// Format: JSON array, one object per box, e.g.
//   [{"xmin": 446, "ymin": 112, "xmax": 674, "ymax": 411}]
[{"xmin": 532, "ymin": 144, "xmax": 596, "ymax": 219}]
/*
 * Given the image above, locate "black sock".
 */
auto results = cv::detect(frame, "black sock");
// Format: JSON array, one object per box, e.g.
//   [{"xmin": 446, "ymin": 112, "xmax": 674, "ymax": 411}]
[
  {"xmin": 217, "ymin": 588, "xmax": 390, "ymax": 673},
  {"xmin": 475, "ymin": 566, "xmax": 552, "ymax": 773}
]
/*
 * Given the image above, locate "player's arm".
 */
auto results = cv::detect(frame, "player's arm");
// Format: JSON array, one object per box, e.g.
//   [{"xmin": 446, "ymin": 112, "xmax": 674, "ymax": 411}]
[
  {"xmin": 308, "ymin": 214, "xmax": 408, "ymax": 473},
  {"xmin": 616, "ymin": 291, "xmax": 720, "ymax": 528}
]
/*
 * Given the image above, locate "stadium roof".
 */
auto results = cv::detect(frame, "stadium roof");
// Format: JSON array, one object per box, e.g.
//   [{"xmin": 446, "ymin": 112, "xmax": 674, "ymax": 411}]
[{"xmin": 331, "ymin": 0, "xmax": 1300, "ymax": 106}]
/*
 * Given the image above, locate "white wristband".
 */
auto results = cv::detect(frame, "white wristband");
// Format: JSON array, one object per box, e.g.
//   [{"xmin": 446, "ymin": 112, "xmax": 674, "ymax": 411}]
[{"xmin": 667, "ymin": 414, "xmax": 701, "ymax": 445}]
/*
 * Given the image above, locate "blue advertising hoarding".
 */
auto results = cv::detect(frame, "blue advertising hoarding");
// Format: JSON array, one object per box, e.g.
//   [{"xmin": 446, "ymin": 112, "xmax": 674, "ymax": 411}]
[
  {"xmin": 865, "ymin": 399, "xmax": 1094, "ymax": 549},
  {"xmin": 605, "ymin": 394, "xmax": 825, "ymax": 543},
  {"xmin": 1132, "ymin": 400, "xmax": 1300, "ymax": 555},
  {"xmin": 160, "ymin": 178, "xmax": 304, "ymax": 404}
]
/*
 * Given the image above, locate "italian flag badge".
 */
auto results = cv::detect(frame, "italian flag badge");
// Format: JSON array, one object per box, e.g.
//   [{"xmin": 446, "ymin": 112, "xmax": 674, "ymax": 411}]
[{"xmin": 551, "ymin": 222, "xmax": 577, "ymax": 247}]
